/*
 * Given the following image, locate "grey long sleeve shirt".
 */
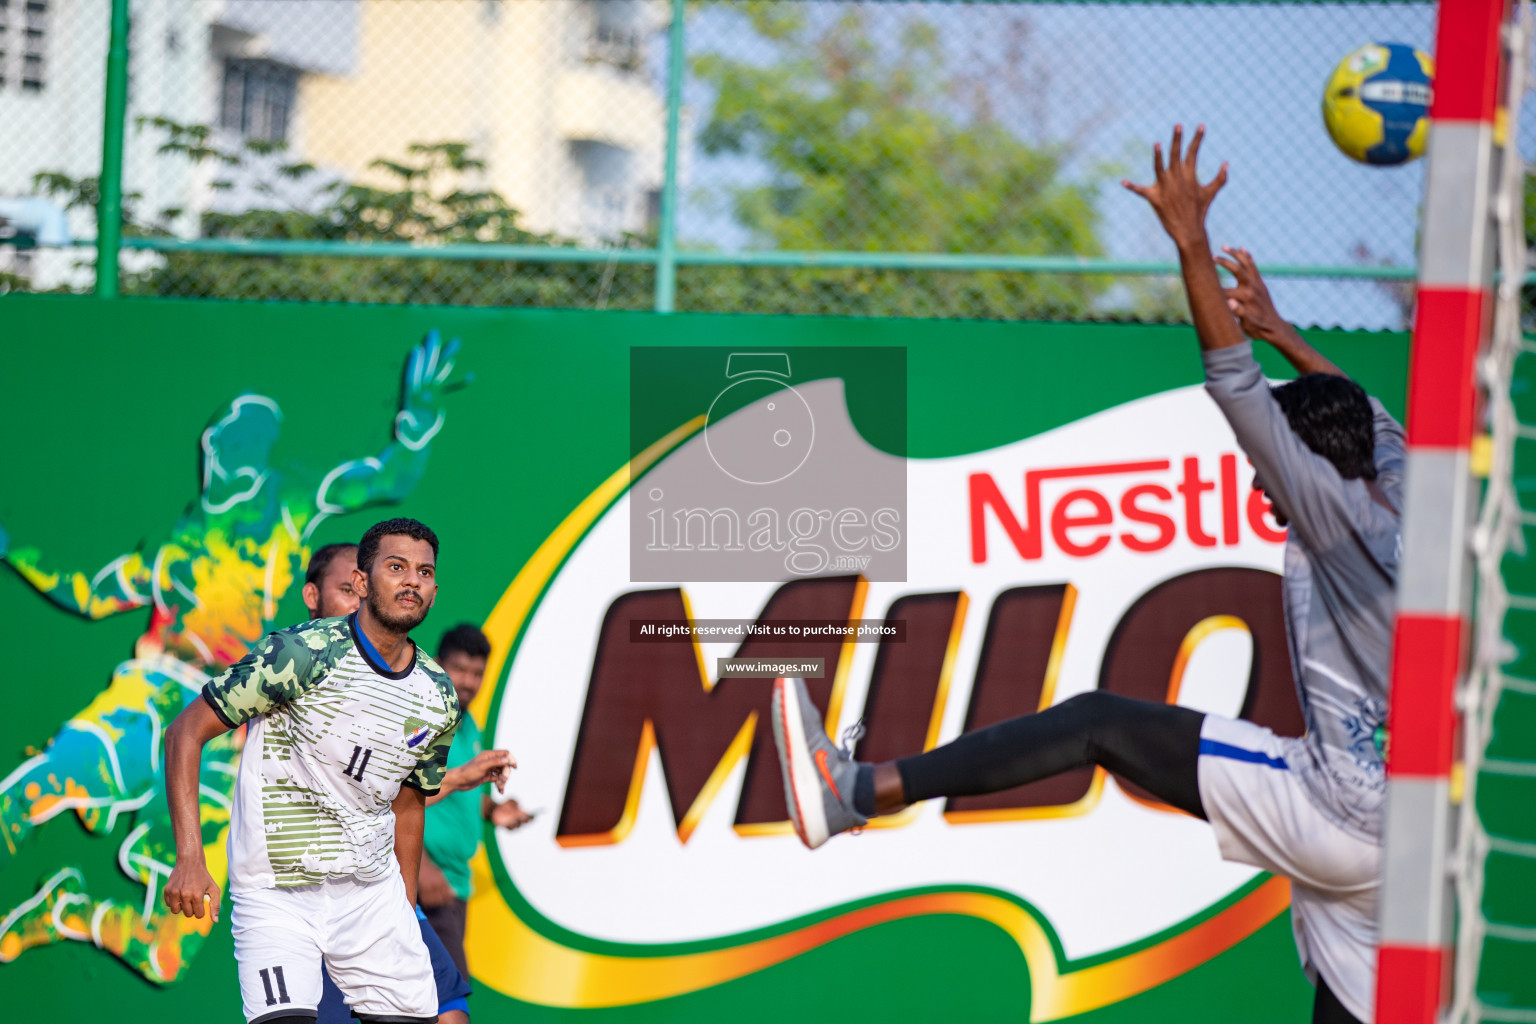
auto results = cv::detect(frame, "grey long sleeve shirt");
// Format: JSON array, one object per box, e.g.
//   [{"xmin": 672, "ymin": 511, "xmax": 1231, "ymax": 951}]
[{"xmin": 1203, "ymin": 342, "xmax": 1403, "ymax": 843}]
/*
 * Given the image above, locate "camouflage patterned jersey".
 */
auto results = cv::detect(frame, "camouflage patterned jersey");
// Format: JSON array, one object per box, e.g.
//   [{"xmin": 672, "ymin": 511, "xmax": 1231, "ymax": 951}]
[{"xmin": 202, "ymin": 615, "xmax": 461, "ymax": 891}]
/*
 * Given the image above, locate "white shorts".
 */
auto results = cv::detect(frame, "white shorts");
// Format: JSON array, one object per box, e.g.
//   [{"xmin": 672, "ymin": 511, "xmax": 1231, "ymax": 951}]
[
  {"xmin": 1198, "ymin": 716, "xmax": 1381, "ymax": 1024},
  {"xmin": 231, "ymin": 872, "xmax": 437, "ymax": 1023}
]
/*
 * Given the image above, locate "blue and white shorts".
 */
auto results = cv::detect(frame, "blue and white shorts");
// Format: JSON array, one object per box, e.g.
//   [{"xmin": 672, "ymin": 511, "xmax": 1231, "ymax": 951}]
[{"xmin": 1197, "ymin": 716, "xmax": 1381, "ymax": 1024}]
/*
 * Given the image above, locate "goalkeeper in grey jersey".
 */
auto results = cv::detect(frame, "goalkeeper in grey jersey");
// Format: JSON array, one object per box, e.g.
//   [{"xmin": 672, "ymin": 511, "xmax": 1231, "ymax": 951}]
[{"xmin": 770, "ymin": 126, "xmax": 1397, "ymax": 1024}]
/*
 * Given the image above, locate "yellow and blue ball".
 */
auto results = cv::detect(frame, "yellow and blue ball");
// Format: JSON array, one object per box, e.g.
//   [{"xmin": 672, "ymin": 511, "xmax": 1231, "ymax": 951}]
[{"xmin": 1322, "ymin": 42, "xmax": 1435, "ymax": 166}]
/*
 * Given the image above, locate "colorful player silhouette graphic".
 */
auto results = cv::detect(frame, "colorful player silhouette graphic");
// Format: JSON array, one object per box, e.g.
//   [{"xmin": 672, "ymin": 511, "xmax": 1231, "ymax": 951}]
[{"xmin": 0, "ymin": 332, "xmax": 463, "ymax": 983}]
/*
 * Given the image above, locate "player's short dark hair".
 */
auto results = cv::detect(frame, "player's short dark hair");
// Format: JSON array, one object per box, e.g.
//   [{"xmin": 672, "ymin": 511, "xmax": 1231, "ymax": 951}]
[
  {"xmin": 305, "ymin": 543, "xmax": 357, "ymax": 587},
  {"xmin": 357, "ymin": 517, "xmax": 440, "ymax": 573},
  {"xmin": 1271, "ymin": 374, "xmax": 1378, "ymax": 482},
  {"xmin": 439, "ymin": 623, "xmax": 491, "ymax": 663}
]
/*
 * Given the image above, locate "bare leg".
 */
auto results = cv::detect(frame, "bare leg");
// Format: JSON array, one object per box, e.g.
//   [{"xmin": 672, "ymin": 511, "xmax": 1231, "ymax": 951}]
[{"xmin": 872, "ymin": 762, "xmax": 906, "ymax": 815}]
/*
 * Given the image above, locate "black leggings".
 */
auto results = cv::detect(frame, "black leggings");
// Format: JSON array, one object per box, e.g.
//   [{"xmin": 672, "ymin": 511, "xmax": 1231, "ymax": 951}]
[
  {"xmin": 895, "ymin": 691, "xmax": 1207, "ymax": 819},
  {"xmin": 896, "ymin": 693, "xmax": 1370, "ymax": 1024},
  {"xmin": 1314, "ymin": 977, "xmax": 1366, "ymax": 1024}
]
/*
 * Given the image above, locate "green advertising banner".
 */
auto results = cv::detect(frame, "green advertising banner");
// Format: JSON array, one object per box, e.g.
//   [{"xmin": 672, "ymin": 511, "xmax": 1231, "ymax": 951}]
[{"xmin": 0, "ymin": 295, "xmax": 1408, "ymax": 1022}]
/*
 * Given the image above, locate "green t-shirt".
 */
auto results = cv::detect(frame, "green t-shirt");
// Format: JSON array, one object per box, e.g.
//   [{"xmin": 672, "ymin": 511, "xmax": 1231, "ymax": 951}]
[{"xmin": 423, "ymin": 711, "xmax": 484, "ymax": 901}]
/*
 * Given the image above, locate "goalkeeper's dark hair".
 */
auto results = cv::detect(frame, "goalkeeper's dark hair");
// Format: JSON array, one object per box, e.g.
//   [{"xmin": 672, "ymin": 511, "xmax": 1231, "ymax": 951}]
[
  {"xmin": 357, "ymin": 518, "xmax": 439, "ymax": 573},
  {"xmin": 439, "ymin": 623, "xmax": 491, "ymax": 664},
  {"xmin": 305, "ymin": 543, "xmax": 357, "ymax": 587},
  {"xmin": 1271, "ymin": 374, "xmax": 1377, "ymax": 481}
]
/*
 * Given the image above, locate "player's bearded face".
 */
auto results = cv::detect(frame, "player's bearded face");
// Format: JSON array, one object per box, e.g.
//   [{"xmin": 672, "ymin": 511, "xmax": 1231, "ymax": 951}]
[
  {"xmin": 358, "ymin": 537, "xmax": 438, "ymax": 632},
  {"xmin": 366, "ymin": 572, "xmax": 432, "ymax": 630}
]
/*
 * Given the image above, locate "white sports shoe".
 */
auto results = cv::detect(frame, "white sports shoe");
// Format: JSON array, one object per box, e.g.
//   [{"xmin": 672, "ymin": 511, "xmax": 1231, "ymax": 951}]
[{"xmin": 771, "ymin": 676, "xmax": 867, "ymax": 849}]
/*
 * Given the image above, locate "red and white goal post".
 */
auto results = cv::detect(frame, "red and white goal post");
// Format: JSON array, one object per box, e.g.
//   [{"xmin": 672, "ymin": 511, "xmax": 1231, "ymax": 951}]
[{"xmin": 1377, "ymin": 0, "xmax": 1530, "ymax": 1022}]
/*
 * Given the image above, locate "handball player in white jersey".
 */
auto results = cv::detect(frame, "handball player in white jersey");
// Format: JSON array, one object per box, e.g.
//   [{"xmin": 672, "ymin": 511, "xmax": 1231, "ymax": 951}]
[{"xmin": 162, "ymin": 518, "xmax": 463, "ymax": 1024}]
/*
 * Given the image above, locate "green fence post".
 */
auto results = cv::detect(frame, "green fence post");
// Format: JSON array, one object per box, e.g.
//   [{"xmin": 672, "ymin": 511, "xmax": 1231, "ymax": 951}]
[
  {"xmin": 654, "ymin": 0, "xmax": 685, "ymax": 313},
  {"xmin": 96, "ymin": 0, "xmax": 130, "ymax": 298}
]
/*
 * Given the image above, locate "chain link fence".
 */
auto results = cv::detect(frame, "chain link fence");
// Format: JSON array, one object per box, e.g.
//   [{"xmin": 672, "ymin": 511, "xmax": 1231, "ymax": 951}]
[{"xmin": 0, "ymin": 0, "xmax": 1516, "ymax": 328}]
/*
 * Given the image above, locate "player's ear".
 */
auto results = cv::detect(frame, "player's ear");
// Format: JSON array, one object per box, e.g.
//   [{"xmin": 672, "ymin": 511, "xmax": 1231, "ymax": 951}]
[
  {"xmin": 351, "ymin": 566, "xmax": 368, "ymax": 597},
  {"xmin": 301, "ymin": 582, "xmax": 320, "ymax": 617}
]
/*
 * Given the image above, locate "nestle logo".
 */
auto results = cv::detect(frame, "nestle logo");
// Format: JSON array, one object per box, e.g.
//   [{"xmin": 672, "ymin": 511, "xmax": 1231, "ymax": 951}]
[{"xmin": 969, "ymin": 455, "xmax": 1286, "ymax": 563}]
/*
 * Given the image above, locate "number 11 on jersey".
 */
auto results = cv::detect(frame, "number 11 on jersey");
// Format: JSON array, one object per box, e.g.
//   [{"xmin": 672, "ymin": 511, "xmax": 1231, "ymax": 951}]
[{"xmin": 343, "ymin": 745, "xmax": 372, "ymax": 782}]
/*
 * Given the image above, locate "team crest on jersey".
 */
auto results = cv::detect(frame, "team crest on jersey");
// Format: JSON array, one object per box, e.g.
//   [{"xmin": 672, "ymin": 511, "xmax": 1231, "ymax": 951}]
[{"xmin": 405, "ymin": 724, "xmax": 431, "ymax": 748}]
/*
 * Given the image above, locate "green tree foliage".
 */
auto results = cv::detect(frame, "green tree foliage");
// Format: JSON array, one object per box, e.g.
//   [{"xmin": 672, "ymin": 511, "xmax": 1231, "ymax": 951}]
[
  {"xmin": 17, "ymin": 7, "xmax": 1112, "ymax": 319},
  {"xmin": 687, "ymin": 3, "xmax": 1106, "ymax": 318},
  {"xmin": 26, "ymin": 120, "xmax": 653, "ymax": 308},
  {"xmin": 16, "ymin": 125, "xmax": 656, "ymax": 307}
]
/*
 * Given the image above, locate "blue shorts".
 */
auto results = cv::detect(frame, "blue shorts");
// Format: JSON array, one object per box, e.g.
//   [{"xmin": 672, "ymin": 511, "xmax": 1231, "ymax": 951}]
[{"xmin": 316, "ymin": 907, "xmax": 472, "ymax": 1023}]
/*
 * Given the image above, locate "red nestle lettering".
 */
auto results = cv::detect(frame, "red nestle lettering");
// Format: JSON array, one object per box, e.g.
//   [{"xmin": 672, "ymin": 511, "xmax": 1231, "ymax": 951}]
[
  {"xmin": 1050, "ymin": 489, "xmax": 1113, "ymax": 557},
  {"xmin": 1178, "ymin": 456, "xmax": 1217, "ymax": 548},
  {"xmin": 969, "ymin": 460, "xmax": 1170, "ymax": 563},
  {"xmin": 970, "ymin": 472, "xmax": 1037, "ymax": 563},
  {"xmin": 969, "ymin": 454, "xmax": 1284, "ymax": 563},
  {"xmin": 1220, "ymin": 454, "xmax": 1240, "ymax": 546},
  {"xmin": 1119, "ymin": 484, "xmax": 1176, "ymax": 553}
]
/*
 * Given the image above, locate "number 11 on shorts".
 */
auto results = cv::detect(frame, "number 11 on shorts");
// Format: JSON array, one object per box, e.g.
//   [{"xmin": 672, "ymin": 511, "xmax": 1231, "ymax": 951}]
[{"xmin": 259, "ymin": 965, "xmax": 292, "ymax": 1006}]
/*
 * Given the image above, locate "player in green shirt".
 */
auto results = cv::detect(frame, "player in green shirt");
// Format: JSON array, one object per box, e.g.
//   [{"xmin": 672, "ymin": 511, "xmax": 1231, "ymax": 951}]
[{"xmin": 420, "ymin": 624, "xmax": 531, "ymax": 979}]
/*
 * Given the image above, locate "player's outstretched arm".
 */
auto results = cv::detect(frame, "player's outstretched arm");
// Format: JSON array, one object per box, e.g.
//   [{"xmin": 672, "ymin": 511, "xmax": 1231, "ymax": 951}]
[
  {"xmin": 1215, "ymin": 246, "xmax": 1346, "ymax": 378},
  {"xmin": 1122, "ymin": 125, "xmax": 1241, "ymax": 355},
  {"xmin": 1215, "ymin": 244, "xmax": 1404, "ymax": 504},
  {"xmin": 310, "ymin": 331, "xmax": 466, "ymax": 516},
  {"xmin": 424, "ymin": 748, "xmax": 516, "ymax": 808},
  {"xmin": 2, "ymin": 535, "xmax": 154, "ymax": 620},
  {"xmin": 1127, "ymin": 127, "xmax": 1359, "ymax": 547},
  {"xmin": 162, "ymin": 698, "xmax": 233, "ymax": 923}
]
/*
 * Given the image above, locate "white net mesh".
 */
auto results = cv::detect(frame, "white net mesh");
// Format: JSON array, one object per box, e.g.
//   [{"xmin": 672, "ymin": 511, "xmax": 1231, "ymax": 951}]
[{"xmin": 1452, "ymin": 3, "xmax": 1536, "ymax": 1021}]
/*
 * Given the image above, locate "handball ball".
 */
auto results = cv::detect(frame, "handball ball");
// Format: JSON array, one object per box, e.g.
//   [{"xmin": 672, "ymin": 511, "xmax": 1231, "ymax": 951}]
[{"xmin": 1322, "ymin": 42, "xmax": 1434, "ymax": 166}]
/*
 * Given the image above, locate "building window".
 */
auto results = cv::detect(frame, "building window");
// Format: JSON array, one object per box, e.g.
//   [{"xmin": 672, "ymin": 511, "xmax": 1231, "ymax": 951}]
[
  {"xmin": 0, "ymin": 0, "xmax": 49, "ymax": 92},
  {"xmin": 570, "ymin": 0, "xmax": 645, "ymax": 74},
  {"xmin": 220, "ymin": 58, "xmax": 299, "ymax": 143},
  {"xmin": 569, "ymin": 140, "xmax": 640, "ymax": 240},
  {"xmin": 0, "ymin": 0, "xmax": 48, "ymax": 92},
  {"xmin": 20, "ymin": 0, "xmax": 44, "ymax": 91}
]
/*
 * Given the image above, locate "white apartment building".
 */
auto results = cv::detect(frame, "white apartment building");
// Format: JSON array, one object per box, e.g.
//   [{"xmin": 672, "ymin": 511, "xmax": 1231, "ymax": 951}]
[
  {"xmin": 0, "ymin": 0, "xmax": 671, "ymax": 287},
  {"xmin": 0, "ymin": 0, "xmax": 353, "ymax": 285},
  {"xmin": 299, "ymin": 0, "xmax": 671, "ymax": 243}
]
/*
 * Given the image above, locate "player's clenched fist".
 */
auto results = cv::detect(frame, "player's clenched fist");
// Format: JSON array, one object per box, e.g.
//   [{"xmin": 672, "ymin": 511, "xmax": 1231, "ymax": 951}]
[{"xmin": 163, "ymin": 858, "xmax": 222, "ymax": 923}]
